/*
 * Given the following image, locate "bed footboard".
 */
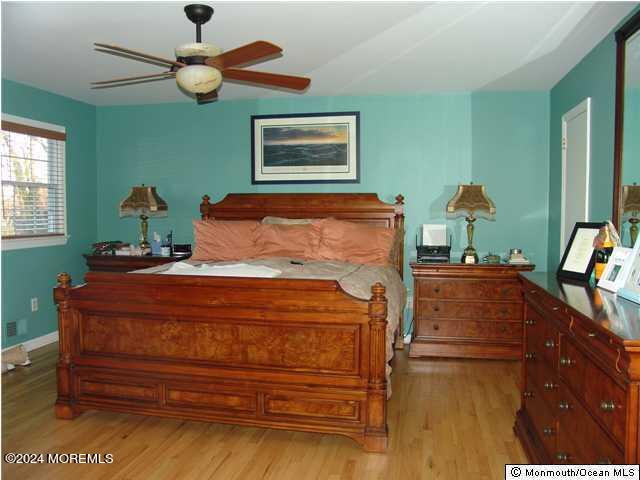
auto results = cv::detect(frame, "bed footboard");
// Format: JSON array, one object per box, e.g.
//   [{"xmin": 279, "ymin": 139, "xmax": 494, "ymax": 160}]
[{"xmin": 53, "ymin": 271, "xmax": 389, "ymax": 452}]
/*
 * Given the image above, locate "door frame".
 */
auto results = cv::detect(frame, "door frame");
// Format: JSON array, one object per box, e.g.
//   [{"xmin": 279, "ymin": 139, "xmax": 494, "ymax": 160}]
[{"xmin": 560, "ymin": 97, "xmax": 591, "ymax": 254}]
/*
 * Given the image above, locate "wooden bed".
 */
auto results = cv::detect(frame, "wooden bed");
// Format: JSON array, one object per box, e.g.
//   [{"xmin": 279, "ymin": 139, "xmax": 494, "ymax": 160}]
[{"xmin": 54, "ymin": 193, "xmax": 405, "ymax": 452}]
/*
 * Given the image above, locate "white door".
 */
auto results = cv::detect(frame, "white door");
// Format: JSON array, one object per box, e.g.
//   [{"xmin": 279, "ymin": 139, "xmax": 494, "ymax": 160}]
[{"xmin": 560, "ymin": 98, "xmax": 591, "ymax": 254}]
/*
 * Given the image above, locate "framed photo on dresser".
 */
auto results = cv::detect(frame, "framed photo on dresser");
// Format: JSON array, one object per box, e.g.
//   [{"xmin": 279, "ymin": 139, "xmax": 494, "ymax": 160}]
[
  {"xmin": 251, "ymin": 112, "xmax": 360, "ymax": 184},
  {"xmin": 597, "ymin": 246, "xmax": 633, "ymax": 292},
  {"xmin": 557, "ymin": 221, "xmax": 604, "ymax": 281}
]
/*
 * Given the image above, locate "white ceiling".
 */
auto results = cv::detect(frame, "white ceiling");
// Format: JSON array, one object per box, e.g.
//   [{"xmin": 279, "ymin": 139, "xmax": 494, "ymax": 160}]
[{"xmin": 1, "ymin": 1, "xmax": 637, "ymax": 105}]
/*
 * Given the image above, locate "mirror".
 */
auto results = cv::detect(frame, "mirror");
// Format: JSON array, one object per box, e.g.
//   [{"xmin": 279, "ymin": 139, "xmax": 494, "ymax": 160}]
[{"xmin": 613, "ymin": 10, "xmax": 640, "ymax": 247}]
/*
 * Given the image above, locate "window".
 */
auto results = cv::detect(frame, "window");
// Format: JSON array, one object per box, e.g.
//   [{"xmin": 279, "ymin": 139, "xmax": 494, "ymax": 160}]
[{"xmin": 1, "ymin": 115, "xmax": 67, "ymax": 250}]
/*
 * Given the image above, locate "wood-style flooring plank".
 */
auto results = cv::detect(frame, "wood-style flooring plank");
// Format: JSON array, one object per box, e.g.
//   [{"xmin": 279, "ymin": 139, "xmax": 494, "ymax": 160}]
[{"xmin": 2, "ymin": 343, "xmax": 527, "ymax": 479}]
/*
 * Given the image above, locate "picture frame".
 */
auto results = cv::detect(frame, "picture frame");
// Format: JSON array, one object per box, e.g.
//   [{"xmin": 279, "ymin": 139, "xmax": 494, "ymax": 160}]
[
  {"xmin": 251, "ymin": 112, "xmax": 360, "ymax": 184},
  {"xmin": 617, "ymin": 234, "xmax": 640, "ymax": 304},
  {"xmin": 557, "ymin": 221, "xmax": 604, "ymax": 281},
  {"xmin": 597, "ymin": 246, "xmax": 633, "ymax": 292}
]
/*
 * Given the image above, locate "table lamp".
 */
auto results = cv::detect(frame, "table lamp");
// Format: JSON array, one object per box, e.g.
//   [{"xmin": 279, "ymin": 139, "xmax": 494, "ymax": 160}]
[
  {"xmin": 622, "ymin": 183, "xmax": 640, "ymax": 247},
  {"xmin": 119, "ymin": 185, "xmax": 168, "ymax": 251},
  {"xmin": 446, "ymin": 183, "xmax": 496, "ymax": 264}
]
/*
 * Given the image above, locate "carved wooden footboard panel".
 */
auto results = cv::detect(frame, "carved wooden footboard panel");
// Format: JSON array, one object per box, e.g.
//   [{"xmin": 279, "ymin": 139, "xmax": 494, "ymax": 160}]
[{"xmin": 54, "ymin": 272, "xmax": 389, "ymax": 452}]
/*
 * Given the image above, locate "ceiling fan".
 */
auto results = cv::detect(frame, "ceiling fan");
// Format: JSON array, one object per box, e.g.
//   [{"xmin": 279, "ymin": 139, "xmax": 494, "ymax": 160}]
[{"xmin": 92, "ymin": 4, "xmax": 311, "ymax": 104}]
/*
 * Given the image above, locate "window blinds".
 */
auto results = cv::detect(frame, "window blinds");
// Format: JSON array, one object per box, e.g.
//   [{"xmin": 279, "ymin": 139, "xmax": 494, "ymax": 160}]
[{"xmin": 1, "ymin": 120, "xmax": 66, "ymax": 239}]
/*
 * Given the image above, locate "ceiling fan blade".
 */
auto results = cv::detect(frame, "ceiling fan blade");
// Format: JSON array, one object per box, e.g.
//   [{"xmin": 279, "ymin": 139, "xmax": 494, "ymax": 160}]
[
  {"xmin": 92, "ymin": 72, "xmax": 175, "ymax": 85},
  {"xmin": 90, "ymin": 76, "xmax": 175, "ymax": 89},
  {"xmin": 222, "ymin": 69, "xmax": 310, "ymax": 91},
  {"xmin": 205, "ymin": 41, "xmax": 282, "ymax": 69},
  {"xmin": 95, "ymin": 43, "xmax": 186, "ymax": 68},
  {"xmin": 196, "ymin": 90, "xmax": 218, "ymax": 105}
]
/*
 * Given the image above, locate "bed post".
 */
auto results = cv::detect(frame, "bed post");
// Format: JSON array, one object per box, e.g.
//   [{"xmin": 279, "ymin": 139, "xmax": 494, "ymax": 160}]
[
  {"xmin": 200, "ymin": 194, "xmax": 211, "ymax": 220},
  {"xmin": 394, "ymin": 194, "xmax": 405, "ymax": 350},
  {"xmin": 364, "ymin": 282, "xmax": 388, "ymax": 453},
  {"xmin": 53, "ymin": 273, "xmax": 79, "ymax": 419}
]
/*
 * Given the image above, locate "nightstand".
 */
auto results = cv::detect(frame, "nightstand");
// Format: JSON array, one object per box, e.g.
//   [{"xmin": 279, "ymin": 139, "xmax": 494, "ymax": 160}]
[
  {"xmin": 409, "ymin": 262, "xmax": 534, "ymax": 360},
  {"xmin": 83, "ymin": 254, "xmax": 188, "ymax": 272}
]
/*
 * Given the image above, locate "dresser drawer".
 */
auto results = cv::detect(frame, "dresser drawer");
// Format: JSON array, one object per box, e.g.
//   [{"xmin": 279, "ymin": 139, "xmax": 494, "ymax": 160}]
[
  {"xmin": 415, "ymin": 319, "xmax": 521, "ymax": 342},
  {"xmin": 527, "ymin": 354, "xmax": 559, "ymax": 413},
  {"xmin": 557, "ymin": 384, "xmax": 624, "ymax": 465},
  {"xmin": 525, "ymin": 287, "xmax": 567, "ymax": 319},
  {"xmin": 525, "ymin": 306, "xmax": 559, "ymax": 370},
  {"xmin": 416, "ymin": 278, "xmax": 521, "ymax": 301},
  {"xmin": 559, "ymin": 337, "xmax": 627, "ymax": 446},
  {"xmin": 417, "ymin": 300, "xmax": 521, "ymax": 321},
  {"xmin": 524, "ymin": 380, "xmax": 557, "ymax": 457}
]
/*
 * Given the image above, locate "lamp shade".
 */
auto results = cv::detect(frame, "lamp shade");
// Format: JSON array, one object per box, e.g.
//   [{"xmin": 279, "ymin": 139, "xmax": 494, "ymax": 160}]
[
  {"xmin": 446, "ymin": 183, "xmax": 496, "ymax": 219},
  {"xmin": 176, "ymin": 65, "xmax": 222, "ymax": 94},
  {"xmin": 119, "ymin": 185, "xmax": 168, "ymax": 218},
  {"xmin": 622, "ymin": 184, "xmax": 640, "ymax": 215}
]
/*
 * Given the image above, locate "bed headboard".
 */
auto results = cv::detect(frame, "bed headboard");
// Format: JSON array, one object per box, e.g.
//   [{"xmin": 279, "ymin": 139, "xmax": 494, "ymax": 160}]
[{"xmin": 199, "ymin": 193, "xmax": 405, "ymax": 278}]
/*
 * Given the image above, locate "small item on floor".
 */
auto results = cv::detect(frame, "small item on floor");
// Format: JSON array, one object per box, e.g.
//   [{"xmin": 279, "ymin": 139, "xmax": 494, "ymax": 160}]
[
  {"xmin": 1, "ymin": 344, "xmax": 31, "ymax": 373},
  {"xmin": 290, "ymin": 260, "xmax": 304, "ymax": 265}
]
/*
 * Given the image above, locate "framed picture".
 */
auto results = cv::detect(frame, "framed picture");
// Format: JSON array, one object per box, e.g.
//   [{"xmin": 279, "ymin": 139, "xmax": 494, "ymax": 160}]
[
  {"xmin": 251, "ymin": 112, "xmax": 360, "ymax": 184},
  {"xmin": 597, "ymin": 247, "xmax": 633, "ymax": 292},
  {"xmin": 557, "ymin": 221, "xmax": 604, "ymax": 281},
  {"xmin": 618, "ymin": 234, "xmax": 640, "ymax": 304}
]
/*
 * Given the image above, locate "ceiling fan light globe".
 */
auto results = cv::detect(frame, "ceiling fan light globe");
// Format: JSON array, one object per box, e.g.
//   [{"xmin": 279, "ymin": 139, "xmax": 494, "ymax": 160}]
[
  {"xmin": 175, "ymin": 42, "xmax": 221, "ymax": 58},
  {"xmin": 176, "ymin": 65, "xmax": 222, "ymax": 94}
]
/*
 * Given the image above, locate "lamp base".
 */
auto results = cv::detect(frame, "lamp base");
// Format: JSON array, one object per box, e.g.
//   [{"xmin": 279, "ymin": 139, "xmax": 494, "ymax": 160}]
[{"xmin": 461, "ymin": 246, "xmax": 479, "ymax": 265}]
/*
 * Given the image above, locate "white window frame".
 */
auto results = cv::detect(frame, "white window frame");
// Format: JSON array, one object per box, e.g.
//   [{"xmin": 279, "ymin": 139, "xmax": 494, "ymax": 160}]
[{"xmin": 1, "ymin": 113, "xmax": 69, "ymax": 251}]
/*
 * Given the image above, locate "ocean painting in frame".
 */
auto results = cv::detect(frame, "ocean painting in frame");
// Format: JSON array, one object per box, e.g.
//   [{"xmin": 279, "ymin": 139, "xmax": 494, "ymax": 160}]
[{"xmin": 251, "ymin": 112, "xmax": 360, "ymax": 184}]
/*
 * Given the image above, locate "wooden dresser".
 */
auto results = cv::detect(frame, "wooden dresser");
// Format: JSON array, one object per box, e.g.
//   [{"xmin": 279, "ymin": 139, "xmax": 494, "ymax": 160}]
[
  {"xmin": 515, "ymin": 272, "xmax": 640, "ymax": 464},
  {"xmin": 409, "ymin": 263, "xmax": 534, "ymax": 360}
]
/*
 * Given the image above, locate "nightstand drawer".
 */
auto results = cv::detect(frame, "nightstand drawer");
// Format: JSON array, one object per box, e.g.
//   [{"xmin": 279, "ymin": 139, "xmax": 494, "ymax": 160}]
[
  {"xmin": 417, "ymin": 300, "xmax": 521, "ymax": 321},
  {"xmin": 416, "ymin": 319, "xmax": 522, "ymax": 342},
  {"xmin": 416, "ymin": 278, "xmax": 521, "ymax": 300}
]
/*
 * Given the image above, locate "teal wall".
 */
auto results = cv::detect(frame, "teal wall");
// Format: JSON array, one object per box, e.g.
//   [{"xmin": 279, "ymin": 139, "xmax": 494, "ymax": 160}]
[
  {"xmin": 1, "ymin": 79, "xmax": 97, "ymax": 348},
  {"xmin": 96, "ymin": 91, "xmax": 550, "ymax": 311},
  {"xmin": 548, "ymin": 6, "xmax": 640, "ymax": 268}
]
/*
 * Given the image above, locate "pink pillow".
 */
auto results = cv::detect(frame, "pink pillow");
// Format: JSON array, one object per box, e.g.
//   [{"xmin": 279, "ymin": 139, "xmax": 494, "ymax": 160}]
[
  {"xmin": 255, "ymin": 223, "xmax": 321, "ymax": 259},
  {"xmin": 192, "ymin": 220, "xmax": 260, "ymax": 261},
  {"xmin": 316, "ymin": 218, "xmax": 395, "ymax": 266}
]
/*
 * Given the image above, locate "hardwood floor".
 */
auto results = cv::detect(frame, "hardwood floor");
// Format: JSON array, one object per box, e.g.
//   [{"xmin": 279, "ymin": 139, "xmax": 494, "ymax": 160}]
[{"xmin": 2, "ymin": 343, "xmax": 527, "ymax": 480}]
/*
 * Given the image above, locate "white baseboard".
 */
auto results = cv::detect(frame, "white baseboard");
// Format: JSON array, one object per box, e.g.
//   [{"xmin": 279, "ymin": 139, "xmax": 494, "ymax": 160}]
[{"xmin": 2, "ymin": 330, "xmax": 58, "ymax": 353}]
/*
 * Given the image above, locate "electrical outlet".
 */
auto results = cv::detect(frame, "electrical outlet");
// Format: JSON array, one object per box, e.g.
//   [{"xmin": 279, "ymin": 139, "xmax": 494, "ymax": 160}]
[{"xmin": 30, "ymin": 297, "xmax": 38, "ymax": 312}]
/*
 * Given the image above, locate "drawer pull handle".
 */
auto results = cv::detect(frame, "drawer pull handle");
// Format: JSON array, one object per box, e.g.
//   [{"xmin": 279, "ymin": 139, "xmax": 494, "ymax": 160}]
[
  {"xmin": 597, "ymin": 459, "xmax": 612, "ymax": 465},
  {"xmin": 433, "ymin": 306, "xmax": 440, "ymax": 312},
  {"xmin": 600, "ymin": 401, "xmax": 616, "ymax": 412},
  {"xmin": 433, "ymin": 324, "xmax": 440, "ymax": 331},
  {"xmin": 556, "ymin": 453, "xmax": 570, "ymax": 462},
  {"xmin": 544, "ymin": 382, "xmax": 558, "ymax": 391},
  {"xmin": 544, "ymin": 339, "xmax": 555, "ymax": 348},
  {"xmin": 523, "ymin": 391, "xmax": 534, "ymax": 398},
  {"xmin": 558, "ymin": 401, "xmax": 571, "ymax": 410},
  {"xmin": 434, "ymin": 287, "xmax": 440, "ymax": 294},
  {"xmin": 530, "ymin": 289, "xmax": 537, "ymax": 294},
  {"xmin": 524, "ymin": 352, "xmax": 536, "ymax": 361},
  {"xmin": 552, "ymin": 306, "xmax": 560, "ymax": 311},
  {"xmin": 542, "ymin": 427, "xmax": 555, "ymax": 436},
  {"xmin": 559, "ymin": 357, "xmax": 575, "ymax": 367},
  {"xmin": 588, "ymin": 332, "xmax": 596, "ymax": 338},
  {"xmin": 525, "ymin": 319, "xmax": 536, "ymax": 326}
]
